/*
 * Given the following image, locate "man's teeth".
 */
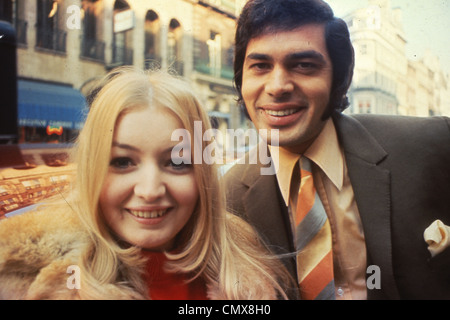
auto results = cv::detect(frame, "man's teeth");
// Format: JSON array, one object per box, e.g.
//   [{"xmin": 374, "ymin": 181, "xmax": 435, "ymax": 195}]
[
  {"xmin": 129, "ymin": 209, "xmax": 167, "ymax": 218},
  {"xmin": 264, "ymin": 109, "xmax": 298, "ymax": 116}
]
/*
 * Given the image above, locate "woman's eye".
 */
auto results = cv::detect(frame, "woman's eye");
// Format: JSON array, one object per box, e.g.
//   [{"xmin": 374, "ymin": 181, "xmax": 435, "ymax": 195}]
[
  {"xmin": 168, "ymin": 158, "xmax": 191, "ymax": 171},
  {"xmin": 110, "ymin": 157, "xmax": 134, "ymax": 169}
]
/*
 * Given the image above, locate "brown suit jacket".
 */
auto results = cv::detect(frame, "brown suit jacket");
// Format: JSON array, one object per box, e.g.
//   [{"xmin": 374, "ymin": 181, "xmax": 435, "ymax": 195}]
[{"xmin": 224, "ymin": 113, "xmax": 450, "ymax": 299}]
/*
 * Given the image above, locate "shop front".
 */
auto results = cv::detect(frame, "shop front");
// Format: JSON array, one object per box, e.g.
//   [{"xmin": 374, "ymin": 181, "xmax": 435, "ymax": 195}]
[{"xmin": 17, "ymin": 79, "xmax": 87, "ymax": 143}]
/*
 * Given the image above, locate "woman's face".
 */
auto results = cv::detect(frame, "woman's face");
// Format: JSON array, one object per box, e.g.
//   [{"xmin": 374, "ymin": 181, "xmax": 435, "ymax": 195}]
[{"xmin": 99, "ymin": 106, "xmax": 199, "ymax": 251}]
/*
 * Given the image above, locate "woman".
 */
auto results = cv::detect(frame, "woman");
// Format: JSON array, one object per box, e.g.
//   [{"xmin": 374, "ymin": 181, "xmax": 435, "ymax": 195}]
[{"xmin": 0, "ymin": 67, "xmax": 292, "ymax": 300}]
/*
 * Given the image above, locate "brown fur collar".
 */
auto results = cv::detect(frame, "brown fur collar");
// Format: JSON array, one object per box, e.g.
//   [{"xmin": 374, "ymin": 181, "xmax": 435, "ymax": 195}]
[{"xmin": 0, "ymin": 208, "xmax": 279, "ymax": 300}]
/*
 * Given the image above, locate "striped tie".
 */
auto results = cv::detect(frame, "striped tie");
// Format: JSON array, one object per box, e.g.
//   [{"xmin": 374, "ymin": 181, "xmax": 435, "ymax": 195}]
[{"xmin": 295, "ymin": 157, "xmax": 335, "ymax": 300}]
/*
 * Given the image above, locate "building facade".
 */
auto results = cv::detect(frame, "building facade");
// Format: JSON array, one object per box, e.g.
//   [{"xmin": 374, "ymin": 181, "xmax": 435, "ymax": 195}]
[
  {"xmin": 0, "ymin": 0, "xmax": 247, "ymax": 145},
  {"xmin": 5, "ymin": 0, "xmax": 449, "ymax": 141},
  {"xmin": 345, "ymin": 0, "xmax": 407, "ymax": 115},
  {"xmin": 344, "ymin": 0, "xmax": 450, "ymax": 116}
]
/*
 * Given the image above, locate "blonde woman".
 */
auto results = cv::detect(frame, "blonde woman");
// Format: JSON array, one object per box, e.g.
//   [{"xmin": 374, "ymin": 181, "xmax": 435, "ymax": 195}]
[{"xmin": 0, "ymin": 67, "xmax": 292, "ymax": 300}]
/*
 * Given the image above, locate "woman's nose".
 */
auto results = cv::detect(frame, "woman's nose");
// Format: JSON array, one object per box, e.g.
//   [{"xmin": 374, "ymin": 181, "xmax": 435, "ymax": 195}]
[{"xmin": 134, "ymin": 165, "xmax": 166, "ymax": 201}]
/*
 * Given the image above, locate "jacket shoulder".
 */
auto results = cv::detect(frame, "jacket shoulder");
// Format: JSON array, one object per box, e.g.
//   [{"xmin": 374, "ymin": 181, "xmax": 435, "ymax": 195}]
[
  {"xmin": 335, "ymin": 113, "xmax": 450, "ymax": 156},
  {"xmin": 223, "ymin": 161, "xmax": 247, "ymax": 185},
  {"xmin": 223, "ymin": 145, "xmax": 269, "ymax": 188},
  {"xmin": 0, "ymin": 204, "xmax": 88, "ymax": 299},
  {"xmin": 348, "ymin": 114, "xmax": 450, "ymax": 138}
]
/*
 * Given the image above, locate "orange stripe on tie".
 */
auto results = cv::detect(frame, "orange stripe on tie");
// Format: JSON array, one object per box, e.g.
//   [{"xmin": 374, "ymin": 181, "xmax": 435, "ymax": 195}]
[{"xmin": 299, "ymin": 250, "xmax": 334, "ymax": 300}]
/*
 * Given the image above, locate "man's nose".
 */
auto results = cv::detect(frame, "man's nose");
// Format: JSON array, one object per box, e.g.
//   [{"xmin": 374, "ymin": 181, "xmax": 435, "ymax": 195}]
[
  {"xmin": 134, "ymin": 165, "xmax": 166, "ymax": 201},
  {"xmin": 265, "ymin": 66, "xmax": 294, "ymax": 97}
]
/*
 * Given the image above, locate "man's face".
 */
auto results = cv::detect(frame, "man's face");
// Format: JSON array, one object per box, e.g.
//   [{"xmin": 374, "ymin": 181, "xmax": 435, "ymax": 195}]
[{"xmin": 241, "ymin": 23, "xmax": 333, "ymax": 154}]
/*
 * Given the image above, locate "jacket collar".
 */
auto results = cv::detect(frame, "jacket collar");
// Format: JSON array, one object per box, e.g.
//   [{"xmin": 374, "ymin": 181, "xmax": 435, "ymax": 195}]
[
  {"xmin": 333, "ymin": 113, "xmax": 400, "ymax": 299},
  {"xmin": 238, "ymin": 147, "xmax": 298, "ymax": 285}
]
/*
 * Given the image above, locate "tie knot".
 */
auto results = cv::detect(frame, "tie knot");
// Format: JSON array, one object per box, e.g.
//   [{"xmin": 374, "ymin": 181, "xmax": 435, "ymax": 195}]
[{"xmin": 300, "ymin": 156, "xmax": 313, "ymax": 176}]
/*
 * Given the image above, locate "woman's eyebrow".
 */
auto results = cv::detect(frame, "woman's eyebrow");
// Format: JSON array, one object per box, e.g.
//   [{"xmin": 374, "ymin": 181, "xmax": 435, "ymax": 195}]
[
  {"xmin": 112, "ymin": 141, "xmax": 190, "ymax": 156},
  {"xmin": 112, "ymin": 141, "xmax": 140, "ymax": 152}
]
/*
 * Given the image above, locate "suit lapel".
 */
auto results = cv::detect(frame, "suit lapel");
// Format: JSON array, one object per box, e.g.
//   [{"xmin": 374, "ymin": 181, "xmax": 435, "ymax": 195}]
[
  {"xmin": 333, "ymin": 113, "xmax": 400, "ymax": 299},
  {"xmin": 240, "ymin": 149, "xmax": 297, "ymax": 277}
]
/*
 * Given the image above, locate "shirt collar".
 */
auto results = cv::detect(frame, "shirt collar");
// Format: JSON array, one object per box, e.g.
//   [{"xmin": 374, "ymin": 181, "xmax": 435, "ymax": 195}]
[
  {"xmin": 269, "ymin": 144, "xmax": 300, "ymax": 206},
  {"xmin": 269, "ymin": 119, "xmax": 344, "ymax": 205},
  {"xmin": 304, "ymin": 119, "xmax": 344, "ymax": 191}
]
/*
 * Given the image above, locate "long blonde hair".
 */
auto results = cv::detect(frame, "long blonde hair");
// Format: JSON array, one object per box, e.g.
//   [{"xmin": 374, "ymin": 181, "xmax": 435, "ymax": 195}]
[{"xmin": 71, "ymin": 66, "xmax": 291, "ymax": 299}]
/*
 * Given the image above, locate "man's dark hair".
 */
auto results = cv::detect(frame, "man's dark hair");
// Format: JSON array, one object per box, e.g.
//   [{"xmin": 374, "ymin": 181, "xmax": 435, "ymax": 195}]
[{"xmin": 234, "ymin": 0, "xmax": 355, "ymax": 119}]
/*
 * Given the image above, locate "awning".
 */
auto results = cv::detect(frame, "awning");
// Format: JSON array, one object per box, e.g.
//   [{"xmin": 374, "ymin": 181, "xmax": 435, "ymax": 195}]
[{"xmin": 18, "ymin": 80, "xmax": 87, "ymax": 130}]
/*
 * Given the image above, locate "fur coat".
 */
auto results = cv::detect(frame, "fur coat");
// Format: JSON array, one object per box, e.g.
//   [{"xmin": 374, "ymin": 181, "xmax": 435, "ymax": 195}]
[
  {"xmin": 0, "ymin": 208, "xmax": 280, "ymax": 300},
  {"xmin": 0, "ymin": 209, "xmax": 89, "ymax": 299}
]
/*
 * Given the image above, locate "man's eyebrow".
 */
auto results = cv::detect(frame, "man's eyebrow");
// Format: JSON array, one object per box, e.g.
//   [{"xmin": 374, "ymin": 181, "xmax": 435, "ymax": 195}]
[
  {"xmin": 287, "ymin": 50, "xmax": 326, "ymax": 63},
  {"xmin": 246, "ymin": 50, "xmax": 326, "ymax": 63},
  {"xmin": 245, "ymin": 53, "xmax": 272, "ymax": 61}
]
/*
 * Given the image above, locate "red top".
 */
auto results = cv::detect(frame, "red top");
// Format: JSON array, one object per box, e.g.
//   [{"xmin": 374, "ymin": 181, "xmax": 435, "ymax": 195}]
[{"xmin": 142, "ymin": 251, "xmax": 208, "ymax": 300}]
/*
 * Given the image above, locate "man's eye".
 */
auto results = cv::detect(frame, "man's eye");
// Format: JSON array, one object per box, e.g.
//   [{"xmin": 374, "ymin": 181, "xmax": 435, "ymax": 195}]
[
  {"xmin": 110, "ymin": 157, "xmax": 134, "ymax": 169},
  {"xmin": 251, "ymin": 63, "xmax": 271, "ymax": 70},
  {"xmin": 295, "ymin": 62, "xmax": 318, "ymax": 71}
]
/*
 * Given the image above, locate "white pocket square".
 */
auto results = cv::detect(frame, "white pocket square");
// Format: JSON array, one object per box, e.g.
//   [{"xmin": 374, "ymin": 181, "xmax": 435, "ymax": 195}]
[{"xmin": 424, "ymin": 220, "xmax": 450, "ymax": 257}]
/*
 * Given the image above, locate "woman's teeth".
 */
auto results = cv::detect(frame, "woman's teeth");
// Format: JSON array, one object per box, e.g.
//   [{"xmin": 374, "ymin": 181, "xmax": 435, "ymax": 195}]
[
  {"xmin": 264, "ymin": 109, "xmax": 298, "ymax": 116},
  {"xmin": 129, "ymin": 209, "xmax": 167, "ymax": 219}
]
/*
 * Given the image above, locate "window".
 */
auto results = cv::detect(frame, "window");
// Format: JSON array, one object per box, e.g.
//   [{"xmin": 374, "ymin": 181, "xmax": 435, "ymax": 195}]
[
  {"xmin": 81, "ymin": 0, "xmax": 105, "ymax": 61},
  {"xmin": 207, "ymin": 31, "xmax": 221, "ymax": 77},
  {"xmin": 36, "ymin": 0, "xmax": 66, "ymax": 52},
  {"xmin": 0, "ymin": 0, "xmax": 13, "ymax": 22},
  {"xmin": 144, "ymin": 10, "xmax": 161, "ymax": 69},
  {"xmin": 360, "ymin": 44, "xmax": 368, "ymax": 55},
  {"xmin": 168, "ymin": 19, "xmax": 183, "ymax": 75},
  {"xmin": 0, "ymin": 1, "xmax": 27, "ymax": 44},
  {"xmin": 358, "ymin": 100, "xmax": 372, "ymax": 114},
  {"xmin": 112, "ymin": 0, "xmax": 133, "ymax": 66}
]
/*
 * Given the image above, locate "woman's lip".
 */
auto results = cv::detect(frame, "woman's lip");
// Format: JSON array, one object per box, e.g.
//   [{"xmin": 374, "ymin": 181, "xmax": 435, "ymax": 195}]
[
  {"xmin": 125, "ymin": 208, "xmax": 171, "ymax": 225},
  {"xmin": 127, "ymin": 206, "xmax": 171, "ymax": 211}
]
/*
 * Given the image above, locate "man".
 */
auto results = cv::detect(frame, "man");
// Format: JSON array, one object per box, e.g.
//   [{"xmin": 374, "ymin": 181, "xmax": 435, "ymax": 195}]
[{"xmin": 224, "ymin": 0, "xmax": 450, "ymax": 300}]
